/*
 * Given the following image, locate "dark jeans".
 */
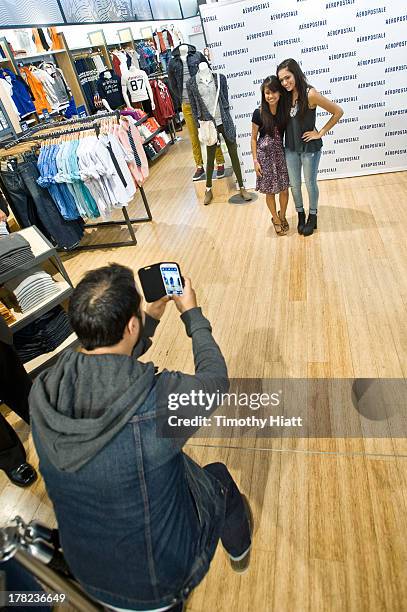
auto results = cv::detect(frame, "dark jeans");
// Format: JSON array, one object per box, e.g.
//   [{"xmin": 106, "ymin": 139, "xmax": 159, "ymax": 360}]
[
  {"xmin": 204, "ymin": 462, "xmax": 251, "ymax": 558},
  {"xmin": 0, "ymin": 157, "xmax": 83, "ymax": 250},
  {"xmin": 0, "ymin": 343, "xmax": 31, "ymax": 472},
  {"xmin": 206, "ymin": 126, "xmax": 243, "ymax": 188}
]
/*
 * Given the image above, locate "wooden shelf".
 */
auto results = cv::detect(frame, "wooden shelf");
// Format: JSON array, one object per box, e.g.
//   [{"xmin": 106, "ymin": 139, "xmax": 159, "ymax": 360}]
[
  {"xmin": 9, "ymin": 281, "xmax": 73, "ymax": 332},
  {"xmin": 14, "ymin": 49, "xmax": 66, "ymax": 62},
  {"xmin": 25, "ymin": 332, "xmax": 79, "ymax": 376}
]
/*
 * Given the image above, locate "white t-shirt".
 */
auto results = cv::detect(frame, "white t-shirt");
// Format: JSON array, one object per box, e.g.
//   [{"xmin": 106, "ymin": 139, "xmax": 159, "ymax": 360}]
[{"xmin": 122, "ymin": 69, "xmax": 153, "ymax": 104}]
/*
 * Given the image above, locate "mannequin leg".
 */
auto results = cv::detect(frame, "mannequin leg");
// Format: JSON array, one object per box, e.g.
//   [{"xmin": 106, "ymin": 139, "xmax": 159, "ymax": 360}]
[
  {"xmin": 215, "ymin": 145, "xmax": 225, "ymax": 166},
  {"xmin": 205, "ymin": 143, "xmax": 217, "ymax": 188},
  {"xmin": 182, "ymin": 103, "xmax": 204, "ymax": 167},
  {"xmin": 219, "ymin": 127, "xmax": 243, "ymax": 187}
]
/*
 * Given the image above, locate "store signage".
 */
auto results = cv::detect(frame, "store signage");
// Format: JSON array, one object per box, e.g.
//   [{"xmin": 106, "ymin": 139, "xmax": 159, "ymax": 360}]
[{"xmin": 200, "ymin": 0, "xmax": 407, "ymax": 184}]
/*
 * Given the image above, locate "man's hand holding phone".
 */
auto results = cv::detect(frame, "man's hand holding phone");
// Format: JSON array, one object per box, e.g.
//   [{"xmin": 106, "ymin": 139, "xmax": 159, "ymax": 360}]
[
  {"xmin": 144, "ymin": 296, "xmax": 170, "ymax": 321},
  {"xmin": 172, "ymin": 278, "xmax": 197, "ymax": 314}
]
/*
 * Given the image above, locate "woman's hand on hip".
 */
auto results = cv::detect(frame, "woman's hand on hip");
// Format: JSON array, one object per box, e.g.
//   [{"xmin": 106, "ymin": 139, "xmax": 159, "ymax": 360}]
[{"xmin": 302, "ymin": 129, "xmax": 321, "ymax": 142}]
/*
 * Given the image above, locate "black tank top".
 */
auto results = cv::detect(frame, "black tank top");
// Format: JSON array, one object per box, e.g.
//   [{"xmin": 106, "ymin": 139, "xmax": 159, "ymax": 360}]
[{"xmin": 285, "ymin": 88, "xmax": 323, "ymax": 153}]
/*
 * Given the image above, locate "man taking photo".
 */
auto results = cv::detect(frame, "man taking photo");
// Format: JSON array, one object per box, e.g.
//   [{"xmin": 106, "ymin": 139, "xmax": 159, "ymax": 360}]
[{"xmin": 30, "ymin": 263, "xmax": 252, "ymax": 612}]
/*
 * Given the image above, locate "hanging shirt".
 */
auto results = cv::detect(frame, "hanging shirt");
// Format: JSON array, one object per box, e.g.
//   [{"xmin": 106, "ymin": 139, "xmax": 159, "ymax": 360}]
[
  {"xmin": 122, "ymin": 69, "xmax": 153, "ymax": 104},
  {"xmin": 42, "ymin": 63, "xmax": 70, "ymax": 106},
  {"xmin": 20, "ymin": 66, "xmax": 51, "ymax": 114},
  {"xmin": 0, "ymin": 68, "xmax": 35, "ymax": 117},
  {"xmin": 96, "ymin": 72, "xmax": 124, "ymax": 110}
]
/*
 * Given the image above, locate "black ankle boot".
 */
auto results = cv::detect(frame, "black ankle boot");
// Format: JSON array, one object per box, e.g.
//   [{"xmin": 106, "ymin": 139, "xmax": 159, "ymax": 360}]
[
  {"xmin": 303, "ymin": 213, "xmax": 317, "ymax": 237},
  {"xmin": 297, "ymin": 211, "xmax": 306, "ymax": 234}
]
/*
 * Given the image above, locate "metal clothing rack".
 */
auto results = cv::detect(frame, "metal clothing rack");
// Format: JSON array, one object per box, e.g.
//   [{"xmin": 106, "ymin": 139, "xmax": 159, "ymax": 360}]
[{"xmin": 1, "ymin": 111, "xmax": 153, "ymax": 251}]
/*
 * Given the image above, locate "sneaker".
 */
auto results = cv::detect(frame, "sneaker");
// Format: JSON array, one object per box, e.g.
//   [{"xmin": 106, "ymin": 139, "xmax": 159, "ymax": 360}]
[
  {"xmin": 192, "ymin": 167, "xmax": 205, "ymax": 181},
  {"xmin": 216, "ymin": 164, "xmax": 225, "ymax": 178},
  {"xmin": 229, "ymin": 495, "xmax": 254, "ymax": 574}
]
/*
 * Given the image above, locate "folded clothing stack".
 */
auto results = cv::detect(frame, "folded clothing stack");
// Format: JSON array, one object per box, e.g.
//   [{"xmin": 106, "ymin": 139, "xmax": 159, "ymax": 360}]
[
  {"xmin": 121, "ymin": 108, "xmax": 148, "ymax": 122},
  {"xmin": 13, "ymin": 305, "xmax": 73, "ymax": 363},
  {"xmin": 144, "ymin": 132, "xmax": 171, "ymax": 160},
  {"xmin": 0, "ymin": 222, "xmax": 9, "ymax": 236},
  {"xmin": 0, "ymin": 234, "xmax": 34, "ymax": 276},
  {"xmin": 138, "ymin": 117, "xmax": 162, "ymax": 141},
  {"xmin": 0, "ymin": 301, "xmax": 16, "ymax": 324},
  {"xmin": 5, "ymin": 268, "xmax": 60, "ymax": 313}
]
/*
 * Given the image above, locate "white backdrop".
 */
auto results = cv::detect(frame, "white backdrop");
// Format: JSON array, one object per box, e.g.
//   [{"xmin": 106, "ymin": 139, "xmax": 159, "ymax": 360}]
[{"xmin": 200, "ymin": 0, "xmax": 407, "ymax": 186}]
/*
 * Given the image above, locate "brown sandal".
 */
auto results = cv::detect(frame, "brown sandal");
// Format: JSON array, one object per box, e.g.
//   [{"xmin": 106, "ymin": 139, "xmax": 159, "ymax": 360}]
[
  {"xmin": 272, "ymin": 217, "xmax": 286, "ymax": 235},
  {"xmin": 278, "ymin": 211, "xmax": 289, "ymax": 232}
]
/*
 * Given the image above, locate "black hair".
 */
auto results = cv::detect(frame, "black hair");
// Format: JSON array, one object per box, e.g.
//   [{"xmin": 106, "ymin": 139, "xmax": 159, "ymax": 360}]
[
  {"xmin": 68, "ymin": 264, "xmax": 142, "ymax": 351},
  {"xmin": 259, "ymin": 75, "xmax": 287, "ymax": 136},
  {"xmin": 276, "ymin": 58, "xmax": 311, "ymax": 122}
]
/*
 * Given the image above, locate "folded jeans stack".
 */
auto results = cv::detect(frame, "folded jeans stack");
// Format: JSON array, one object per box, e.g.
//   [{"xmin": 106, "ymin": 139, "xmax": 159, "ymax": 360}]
[
  {"xmin": 0, "ymin": 234, "xmax": 34, "ymax": 276},
  {"xmin": 13, "ymin": 305, "xmax": 73, "ymax": 363},
  {"xmin": 5, "ymin": 269, "xmax": 60, "ymax": 313}
]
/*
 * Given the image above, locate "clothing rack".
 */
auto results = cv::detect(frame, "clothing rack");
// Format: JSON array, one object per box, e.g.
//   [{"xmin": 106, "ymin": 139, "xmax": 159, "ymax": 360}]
[{"xmin": 1, "ymin": 111, "xmax": 153, "ymax": 251}]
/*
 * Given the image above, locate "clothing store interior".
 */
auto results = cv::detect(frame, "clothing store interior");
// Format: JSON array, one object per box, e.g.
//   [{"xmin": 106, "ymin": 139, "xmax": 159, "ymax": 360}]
[{"xmin": 0, "ymin": 0, "xmax": 406, "ymax": 610}]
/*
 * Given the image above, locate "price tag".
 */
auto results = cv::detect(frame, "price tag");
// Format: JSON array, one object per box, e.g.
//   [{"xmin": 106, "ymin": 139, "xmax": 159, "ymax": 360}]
[
  {"xmin": 20, "ymin": 121, "xmax": 29, "ymax": 132},
  {"xmin": 41, "ymin": 109, "xmax": 50, "ymax": 123}
]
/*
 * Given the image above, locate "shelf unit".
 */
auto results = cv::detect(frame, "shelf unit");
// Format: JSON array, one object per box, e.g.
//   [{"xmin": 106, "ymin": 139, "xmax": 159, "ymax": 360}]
[
  {"xmin": 0, "ymin": 226, "xmax": 78, "ymax": 376},
  {"xmin": 0, "ymin": 33, "xmax": 89, "ymax": 127}
]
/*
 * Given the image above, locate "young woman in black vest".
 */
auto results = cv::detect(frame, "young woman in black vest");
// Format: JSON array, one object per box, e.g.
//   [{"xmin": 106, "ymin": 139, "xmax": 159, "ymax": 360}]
[{"xmin": 277, "ymin": 59, "xmax": 343, "ymax": 236}]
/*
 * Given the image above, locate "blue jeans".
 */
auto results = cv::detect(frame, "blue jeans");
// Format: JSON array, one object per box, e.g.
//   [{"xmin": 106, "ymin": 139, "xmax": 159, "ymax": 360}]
[{"xmin": 285, "ymin": 149, "xmax": 322, "ymax": 214}]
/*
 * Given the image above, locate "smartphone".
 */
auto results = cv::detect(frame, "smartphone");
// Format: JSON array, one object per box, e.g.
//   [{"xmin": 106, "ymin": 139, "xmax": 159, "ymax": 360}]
[
  {"xmin": 160, "ymin": 263, "xmax": 184, "ymax": 297},
  {"xmin": 138, "ymin": 262, "xmax": 184, "ymax": 302}
]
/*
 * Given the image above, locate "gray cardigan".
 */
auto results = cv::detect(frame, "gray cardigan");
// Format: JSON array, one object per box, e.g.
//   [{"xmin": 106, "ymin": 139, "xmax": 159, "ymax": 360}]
[{"xmin": 186, "ymin": 73, "xmax": 237, "ymax": 143}]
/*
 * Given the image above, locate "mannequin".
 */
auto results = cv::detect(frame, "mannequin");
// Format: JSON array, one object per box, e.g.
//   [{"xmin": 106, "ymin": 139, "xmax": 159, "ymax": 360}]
[
  {"xmin": 168, "ymin": 44, "xmax": 225, "ymax": 182},
  {"xmin": 122, "ymin": 65, "xmax": 155, "ymax": 110},
  {"xmin": 97, "ymin": 70, "xmax": 125, "ymax": 111},
  {"xmin": 187, "ymin": 63, "xmax": 252, "ymax": 205}
]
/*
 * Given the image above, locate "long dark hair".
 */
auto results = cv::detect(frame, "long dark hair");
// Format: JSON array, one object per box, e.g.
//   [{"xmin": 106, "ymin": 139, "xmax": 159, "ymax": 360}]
[
  {"xmin": 259, "ymin": 75, "xmax": 287, "ymax": 136},
  {"xmin": 276, "ymin": 58, "xmax": 311, "ymax": 122}
]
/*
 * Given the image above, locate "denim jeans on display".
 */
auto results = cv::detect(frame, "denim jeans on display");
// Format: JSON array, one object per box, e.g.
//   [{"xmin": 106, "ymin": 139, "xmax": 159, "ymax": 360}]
[
  {"xmin": 284, "ymin": 149, "xmax": 322, "ymax": 214},
  {"xmin": 0, "ymin": 156, "xmax": 84, "ymax": 249}
]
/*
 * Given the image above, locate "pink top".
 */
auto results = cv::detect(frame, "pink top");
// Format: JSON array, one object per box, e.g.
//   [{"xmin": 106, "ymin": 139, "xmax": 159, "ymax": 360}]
[{"xmin": 113, "ymin": 118, "xmax": 149, "ymax": 186}]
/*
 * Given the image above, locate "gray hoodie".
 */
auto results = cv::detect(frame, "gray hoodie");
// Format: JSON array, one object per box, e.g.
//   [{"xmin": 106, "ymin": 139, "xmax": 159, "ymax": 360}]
[{"xmin": 30, "ymin": 308, "xmax": 229, "ymax": 472}]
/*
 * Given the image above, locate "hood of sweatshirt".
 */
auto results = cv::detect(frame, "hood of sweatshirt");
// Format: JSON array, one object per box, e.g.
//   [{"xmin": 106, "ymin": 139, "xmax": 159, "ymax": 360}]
[{"xmin": 29, "ymin": 349, "xmax": 155, "ymax": 473}]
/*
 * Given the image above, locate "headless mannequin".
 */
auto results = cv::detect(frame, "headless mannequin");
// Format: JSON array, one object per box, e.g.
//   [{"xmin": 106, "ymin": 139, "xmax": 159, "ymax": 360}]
[
  {"xmin": 196, "ymin": 63, "xmax": 251, "ymax": 204},
  {"xmin": 178, "ymin": 48, "xmax": 224, "ymax": 177},
  {"xmin": 122, "ymin": 65, "xmax": 155, "ymax": 110}
]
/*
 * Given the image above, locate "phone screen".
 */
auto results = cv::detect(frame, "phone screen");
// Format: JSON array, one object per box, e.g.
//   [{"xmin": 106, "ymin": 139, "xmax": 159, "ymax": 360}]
[{"xmin": 160, "ymin": 264, "xmax": 183, "ymax": 296}]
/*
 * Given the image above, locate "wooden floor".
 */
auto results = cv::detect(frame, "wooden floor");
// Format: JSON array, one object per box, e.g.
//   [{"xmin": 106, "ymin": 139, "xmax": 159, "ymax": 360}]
[{"xmin": 1, "ymin": 131, "xmax": 407, "ymax": 611}]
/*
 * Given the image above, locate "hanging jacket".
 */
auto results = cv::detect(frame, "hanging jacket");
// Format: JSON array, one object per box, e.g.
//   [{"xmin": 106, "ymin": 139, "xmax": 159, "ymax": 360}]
[
  {"xmin": 0, "ymin": 68, "xmax": 35, "ymax": 117},
  {"xmin": 151, "ymin": 79, "xmax": 175, "ymax": 126},
  {"xmin": 168, "ymin": 44, "xmax": 208, "ymax": 110},
  {"xmin": 20, "ymin": 67, "xmax": 51, "ymax": 114},
  {"xmin": 187, "ymin": 72, "xmax": 236, "ymax": 143}
]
